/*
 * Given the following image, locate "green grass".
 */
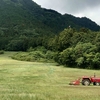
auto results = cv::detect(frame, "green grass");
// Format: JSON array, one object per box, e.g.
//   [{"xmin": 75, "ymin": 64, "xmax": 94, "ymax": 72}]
[{"xmin": 0, "ymin": 52, "xmax": 100, "ymax": 100}]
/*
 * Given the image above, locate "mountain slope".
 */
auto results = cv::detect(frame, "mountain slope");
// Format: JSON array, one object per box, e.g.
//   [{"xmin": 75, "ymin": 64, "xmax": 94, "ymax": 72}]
[{"xmin": 0, "ymin": 0, "xmax": 100, "ymax": 35}]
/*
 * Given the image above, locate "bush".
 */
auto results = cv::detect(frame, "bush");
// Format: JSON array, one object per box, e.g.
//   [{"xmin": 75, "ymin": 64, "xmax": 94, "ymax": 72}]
[
  {"xmin": 12, "ymin": 46, "xmax": 56, "ymax": 63},
  {"xmin": 56, "ymin": 42, "xmax": 100, "ymax": 69},
  {"xmin": 0, "ymin": 50, "xmax": 4, "ymax": 54}
]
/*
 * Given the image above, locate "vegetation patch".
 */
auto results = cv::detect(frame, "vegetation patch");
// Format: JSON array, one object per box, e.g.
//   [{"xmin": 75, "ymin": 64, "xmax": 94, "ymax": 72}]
[
  {"xmin": 10, "ymin": 28, "xmax": 100, "ymax": 69},
  {"xmin": 12, "ymin": 46, "xmax": 56, "ymax": 63},
  {"xmin": 0, "ymin": 50, "xmax": 4, "ymax": 54},
  {"xmin": 56, "ymin": 42, "xmax": 100, "ymax": 69}
]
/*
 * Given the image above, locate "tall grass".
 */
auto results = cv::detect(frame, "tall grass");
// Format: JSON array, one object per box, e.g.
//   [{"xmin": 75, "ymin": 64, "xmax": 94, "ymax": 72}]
[{"xmin": 0, "ymin": 52, "xmax": 100, "ymax": 100}]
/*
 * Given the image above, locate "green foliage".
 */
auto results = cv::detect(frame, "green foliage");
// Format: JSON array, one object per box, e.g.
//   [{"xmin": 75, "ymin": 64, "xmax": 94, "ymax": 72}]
[
  {"xmin": 12, "ymin": 46, "xmax": 56, "ymax": 62},
  {"xmin": 5, "ymin": 27, "xmax": 100, "ymax": 69},
  {"xmin": 57, "ymin": 42, "xmax": 100, "ymax": 69},
  {"xmin": 94, "ymin": 33, "xmax": 100, "ymax": 51},
  {"xmin": 57, "ymin": 28, "xmax": 74, "ymax": 51},
  {"xmin": 0, "ymin": 0, "xmax": 100, "ymax": 69},
  {"xmin": 0, "ymin": 50, "xmax": 4, "ymax": 54},
  {"xmin": 0, "ymin": 0, "xmax": 100, "ymax": 37},
  {"xmin": 57, "ymin": 47, "xmax": 74, "ymax": 65}
]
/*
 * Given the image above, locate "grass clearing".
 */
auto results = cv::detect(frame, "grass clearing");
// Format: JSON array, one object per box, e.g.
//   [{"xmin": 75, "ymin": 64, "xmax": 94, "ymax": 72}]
[{"xmin": 0, "ymin": 52, "xmax": 100, "ymax": 100}]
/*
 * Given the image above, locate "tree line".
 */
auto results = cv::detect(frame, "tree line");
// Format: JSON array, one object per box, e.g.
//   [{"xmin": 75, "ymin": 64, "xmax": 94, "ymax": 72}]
[{"xmin": 1, "ymin": 27, "xmax": 100, "ymax": 69}]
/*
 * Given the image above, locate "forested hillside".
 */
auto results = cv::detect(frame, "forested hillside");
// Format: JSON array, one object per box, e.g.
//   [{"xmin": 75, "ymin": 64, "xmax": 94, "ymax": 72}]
[
  {"xmin": 0, "ymin": 0, "xmax": 100, "ymax": 34},
  {"xmin": 0, "ymin": 0, "xmax": 100, "ymax": 50},
  {"xmin": 1, "ymin": 0, "xmax": 100, "ymax": 69}
]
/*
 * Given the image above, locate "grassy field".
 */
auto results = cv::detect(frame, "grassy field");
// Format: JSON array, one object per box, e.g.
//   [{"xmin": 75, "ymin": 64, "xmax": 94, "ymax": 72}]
[{"xmin": 0, "ymin": 52, "xmax": 100, "ymax": 100}]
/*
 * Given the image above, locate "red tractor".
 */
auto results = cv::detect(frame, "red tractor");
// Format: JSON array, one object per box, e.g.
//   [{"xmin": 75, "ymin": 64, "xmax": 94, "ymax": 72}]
[{"xmin": 69, "ymin": 74, "xmax": 100, "ymax": 86}]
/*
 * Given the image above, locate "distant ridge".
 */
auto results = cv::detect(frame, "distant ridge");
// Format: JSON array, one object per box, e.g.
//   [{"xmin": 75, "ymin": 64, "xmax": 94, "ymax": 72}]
[{"xmin": 0, "ymin": 0, "xmax": 100, "ymax": 35}]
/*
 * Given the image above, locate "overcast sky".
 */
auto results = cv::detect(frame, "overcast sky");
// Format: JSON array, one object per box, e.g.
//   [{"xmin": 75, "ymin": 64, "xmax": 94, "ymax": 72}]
[{"xmin": 33, "ymin": 0, "xmax": 100, "ymax": 25}]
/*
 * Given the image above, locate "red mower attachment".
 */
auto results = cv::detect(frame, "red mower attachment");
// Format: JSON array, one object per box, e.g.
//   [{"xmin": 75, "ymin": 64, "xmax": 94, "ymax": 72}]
[{"xmin": 69, "ymin": 78, "xmax": 81, "ymax": 85}]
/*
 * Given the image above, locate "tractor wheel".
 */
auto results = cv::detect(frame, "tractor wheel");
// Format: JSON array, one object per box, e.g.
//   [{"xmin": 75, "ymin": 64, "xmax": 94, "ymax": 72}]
[
  {"xmin": 96, "ymin": 82, "xmax": 100, "ymax": 86},
  {"xmin": 93, "ymin": 82, "xmax": 96, "ymax": 85},
  {"xmin": 93, "ymin": 82, "xmax": 100, "ymax": 86},
  {"xmin": 82, "ymin": 79, "xmax": 90, "ymax": 86}
]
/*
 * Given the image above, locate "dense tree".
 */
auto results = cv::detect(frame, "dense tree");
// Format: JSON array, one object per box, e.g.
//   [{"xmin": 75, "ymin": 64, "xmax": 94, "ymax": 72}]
[
  {"xmin": 55, "ymin": 28, "xmax": 74, "ymax": 51},
  {"xmin": 56, "ymin": 42, "xmax": 100, "ymax": 69},
  {"xmin": 94, "ymin": 33, "xmax": 100, "ymax": 51}
]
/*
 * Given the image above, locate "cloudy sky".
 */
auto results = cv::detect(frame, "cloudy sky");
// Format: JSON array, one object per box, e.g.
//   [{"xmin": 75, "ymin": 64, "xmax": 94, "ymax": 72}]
[{"xmin": 33, "ymin": 0, "xmax": 100, "ymax": 25}]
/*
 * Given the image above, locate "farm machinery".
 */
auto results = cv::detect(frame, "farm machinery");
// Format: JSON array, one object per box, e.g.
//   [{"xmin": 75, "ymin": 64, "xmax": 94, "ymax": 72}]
[{"xmin": 69, "ymin": 74, "xmax": 100, "ymax": 86}]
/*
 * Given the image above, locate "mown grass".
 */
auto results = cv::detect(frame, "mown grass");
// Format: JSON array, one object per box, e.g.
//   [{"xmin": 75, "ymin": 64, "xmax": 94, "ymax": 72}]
[{"xmin": 0, "ymin": 52, "xmax": 100, "ymax": 100}]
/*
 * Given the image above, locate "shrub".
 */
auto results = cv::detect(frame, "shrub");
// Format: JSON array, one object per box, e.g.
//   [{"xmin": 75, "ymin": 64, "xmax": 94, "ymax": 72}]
[
  {"xmin": 56, "ymin": 42, "xmax": 100, "ymax": 69},
  {"xmin": 12, "ymin": 46, "xmax": 56, "ymax": 63},
  {"xmin": 0, "ymin": 50, "xmax": 4, "ymax": 54}
]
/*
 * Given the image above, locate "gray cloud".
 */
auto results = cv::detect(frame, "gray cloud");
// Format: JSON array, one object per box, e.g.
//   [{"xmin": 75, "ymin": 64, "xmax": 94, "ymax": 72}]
[
  {"xmin": 33, "ymin": 0, "xmax": 100, "ymax": 25},
  {"xmin": 61, "ymin": 0, "xmax": 100, "ymax": 13},
  {"xmin": 34, "ymin": 0, "xmax": 100, "ymax": 13}
]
